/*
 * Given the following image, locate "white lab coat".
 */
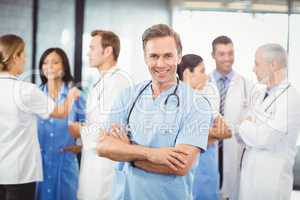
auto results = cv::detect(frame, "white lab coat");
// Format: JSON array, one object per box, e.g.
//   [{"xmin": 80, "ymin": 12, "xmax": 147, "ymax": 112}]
[
  {"xmin": 0, "ymin": 72, "xmax": 54, "ymax": 184},
  {"xmin": 238, "ymin": 81, "xmax": 300, "ymax": 200},
  {"xmin": 211, "ymin": 72, "xmax": 254, "ymax": 200},
  {"xmin": 77, "ymin": 67, "xmax": 132, "ymax": 200}
]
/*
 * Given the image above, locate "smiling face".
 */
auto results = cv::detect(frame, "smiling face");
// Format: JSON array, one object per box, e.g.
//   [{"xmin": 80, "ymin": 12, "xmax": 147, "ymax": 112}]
[
  {"xmin": 144, "ymin": 36, "xmax": 181, "ymax": 86},
  {"xmin": 212, "ymin": 43, "xmax": 234, "ymax": 75},
  {"xmin": 42, "ymin": 51, "xmax": 64, "ymax": 81}
]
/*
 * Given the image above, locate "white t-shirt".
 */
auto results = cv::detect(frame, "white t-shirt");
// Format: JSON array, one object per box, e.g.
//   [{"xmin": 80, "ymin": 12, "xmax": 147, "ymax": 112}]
[{"xmin": 0, "ymin": 72, "xmax": 55, "ymax": 184}]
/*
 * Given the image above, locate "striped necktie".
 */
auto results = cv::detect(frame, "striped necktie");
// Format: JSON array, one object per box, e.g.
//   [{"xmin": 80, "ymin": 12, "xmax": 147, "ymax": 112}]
[
  {"xmin": 218, "ymin": 76, "xmax": 228, "ymax": 189},
  {"xmin": 219, "ymin": 76, "xmax": 228, "ymax": 116}
]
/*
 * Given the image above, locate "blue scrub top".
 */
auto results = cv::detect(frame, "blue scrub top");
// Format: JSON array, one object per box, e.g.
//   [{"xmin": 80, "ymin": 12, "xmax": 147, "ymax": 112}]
[
  {"xmin": 37, "ymin": 84, "xmax": 86, "ymax": 200},
  {"xmin": 107, "ymin": 81, "xmax": 212, "ymax": 200},
  {"xmin": 193, "ymin": 143, "xmax": 219, "ymax": 200}
]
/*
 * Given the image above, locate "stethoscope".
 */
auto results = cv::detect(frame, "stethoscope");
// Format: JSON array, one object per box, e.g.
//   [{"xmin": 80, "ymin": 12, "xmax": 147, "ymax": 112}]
[
  {"xmin": 125, "ymin": 78, "xmax": 180, "ymax": 140},
  {"xmin": 240, "ymin": 83, "xmax": 291, "ymax": 169},
  {"xmin": 241, "ymin": 76, "xmax": 248, "ymax": 109},
  {"xmin": 264, "ymin": 84, "xmax": 290, "ymax": 112}
]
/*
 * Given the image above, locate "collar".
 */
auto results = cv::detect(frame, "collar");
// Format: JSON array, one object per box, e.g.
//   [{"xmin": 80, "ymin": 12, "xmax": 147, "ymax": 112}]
[
  {"xmin": 0, "ymin": 72, "xmax": 18, "ymax": 80},
  {"xmin": 146, "ymin": 79, "xmax": 179, "ymax": 98},
  {"xmin": 93, "ymin": 66, "xmax": 119, "ymax": 87},
  {"xmin": 266, "ymin": 78, "xmax": 289, "ymax": 94},
  {"xmin": 99, "ymin": 66, "xmax": 119, "ymax": 76},
  {"xmin": 42, "ymin": 83, "xmax": 69, "ymax": 100},
  {"xmin": 213, "ymin": 69, "xmax": 235, "ymax": 82}
]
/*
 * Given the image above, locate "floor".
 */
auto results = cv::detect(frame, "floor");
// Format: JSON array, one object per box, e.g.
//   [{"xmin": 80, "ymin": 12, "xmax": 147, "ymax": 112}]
[{"xmin": 292, "ymin": 191, "xmax": 300, "ymax": 200}]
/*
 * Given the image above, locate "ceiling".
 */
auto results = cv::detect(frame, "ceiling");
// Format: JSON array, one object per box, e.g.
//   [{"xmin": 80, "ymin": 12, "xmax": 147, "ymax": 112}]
[{"xmin": 176, "ymin": 0, "xmax": 300, "ymax": 13}]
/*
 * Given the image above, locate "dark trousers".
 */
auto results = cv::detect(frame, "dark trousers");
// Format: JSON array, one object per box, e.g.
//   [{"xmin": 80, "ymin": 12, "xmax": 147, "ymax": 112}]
[{"xmin": 0, "ymin": 182, "xmax": 36, "ymax": 200}]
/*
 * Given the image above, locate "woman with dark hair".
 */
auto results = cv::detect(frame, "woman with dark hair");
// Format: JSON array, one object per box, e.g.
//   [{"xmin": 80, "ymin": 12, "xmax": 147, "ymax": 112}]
[
  {"xmin": 177, "ymin": 54, "xmax": 231, "ymax": 200},
  {"xmin": 36, "ymin": 48, "xmax": 85, "ymax": 200}
]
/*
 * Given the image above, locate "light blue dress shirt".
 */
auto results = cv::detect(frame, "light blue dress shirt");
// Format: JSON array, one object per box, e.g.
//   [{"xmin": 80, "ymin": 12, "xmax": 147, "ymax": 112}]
[
  {"xmin": 212, "ymin": 70, "xmax": 235, "ymax": 93},
  {"xmin": 106, "ymin": 81, "xmax": 212, "ymax": 200},
  {"xmin": 36, "ymin": 84, "xmax": 86, "ymax": 200}
]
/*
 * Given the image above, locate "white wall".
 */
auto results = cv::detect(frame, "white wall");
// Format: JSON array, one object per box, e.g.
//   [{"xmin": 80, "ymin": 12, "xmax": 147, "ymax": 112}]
[
  {"xmin": 82, "ymin": 0, "xmax": 171, "ymax": 86},
  {"xmin": 0, "ymin": 0, "xmax": 33, "ymax": 76},
  {"xmin": 172, "ymin": 10, "xmax": 289, "ymax": 83},
  {"xmin": 173, "ymin": 10, "xmax": 300, "ymax": 146}
]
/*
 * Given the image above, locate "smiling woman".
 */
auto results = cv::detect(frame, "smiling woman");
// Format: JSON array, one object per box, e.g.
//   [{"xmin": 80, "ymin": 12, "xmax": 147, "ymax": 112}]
[{"xmin": 36, "ymin": 47, "xmax": 85, "ymax": 200}]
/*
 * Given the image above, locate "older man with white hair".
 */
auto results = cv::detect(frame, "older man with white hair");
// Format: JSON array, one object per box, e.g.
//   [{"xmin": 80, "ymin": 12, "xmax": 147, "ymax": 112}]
[{"xmin": 237, "ymin": 43, "xmax": 300, "ymax": 200}]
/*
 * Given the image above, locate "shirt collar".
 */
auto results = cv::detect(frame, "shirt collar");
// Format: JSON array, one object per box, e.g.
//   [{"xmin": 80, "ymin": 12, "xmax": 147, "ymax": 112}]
[
  {"xmin": 99, "ymin": 66, "xmax": 119, "ymax": 77},
  {"xmin": 94, "ymin": 66, "xmax": 119, "ymax": 87},
  {"xmin": 267, "ymin": 78, "xmax": 289, "ymax": 94},
  {"xmin": 0, "ymin": 72, "xmax": 18, "ymax": 79},
  {"xmin": 213, "ymin": 69, "xmax": 235, "ymax": 82},
  {"xmin": 144, "ymin": 80, "xmax": 178, "ymax": 97},
  {"xmin": 42, "ymin": 83, "xmax": 69, "ymax": 99}
]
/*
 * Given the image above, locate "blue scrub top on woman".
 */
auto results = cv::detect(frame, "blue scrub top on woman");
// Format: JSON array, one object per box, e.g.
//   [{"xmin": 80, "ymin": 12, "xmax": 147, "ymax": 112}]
[{"xmin": 36, "ymin": 84, "xmax": 85, "ymax": 200}]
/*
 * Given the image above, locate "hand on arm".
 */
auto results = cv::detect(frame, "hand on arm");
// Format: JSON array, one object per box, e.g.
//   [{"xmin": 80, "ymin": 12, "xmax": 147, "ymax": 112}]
[
  {"xmin": 63, "ymin": 145, "xmax": 82, "ymax": 154},
  {"xmin": 209, "ymin": 115, "xmax": 232, "ymax": 140},
  {"xmin": 109, "ymin": 123, "xmax": 131, "ymax": 144},
  {"xmin": 97, "ymin": 132, "xmax": 149, "ymax": 162},
  {"xmin": 134, "ymin": 144, "xmax": 200, "ymax": 176},
  {"xmin": 50, "ymin": 87, "xmax": 81, "ymax": 118},
  {"xmin": 68, "ymin": 122, "xmax": 82, "ymax": 138}
]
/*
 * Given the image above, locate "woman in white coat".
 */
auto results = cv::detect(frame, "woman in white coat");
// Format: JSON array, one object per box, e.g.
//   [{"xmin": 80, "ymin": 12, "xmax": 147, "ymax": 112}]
[
  {"xmin": 237, "ymin": 43, "xmax": 300, "ymax": 200},
  {"xmin": 0, "ymin": 34, "xmax": 79, "ymax": 200}
]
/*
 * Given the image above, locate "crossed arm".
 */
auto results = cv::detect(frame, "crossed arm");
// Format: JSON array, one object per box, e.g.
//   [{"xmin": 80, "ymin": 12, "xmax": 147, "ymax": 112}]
[{"xmin": 96, "ymin": 125, "xmax": 200, "ymax": 176}]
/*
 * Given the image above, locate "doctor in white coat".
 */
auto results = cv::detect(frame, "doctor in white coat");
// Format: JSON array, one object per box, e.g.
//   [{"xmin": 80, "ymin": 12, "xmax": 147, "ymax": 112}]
[
  {"xmin": 210, "ymin": 36, "xmax": 253, "ymax": 200},
  {"xmin": 237, "ymin": 43, "xmax": 300, "ymax": 200}
]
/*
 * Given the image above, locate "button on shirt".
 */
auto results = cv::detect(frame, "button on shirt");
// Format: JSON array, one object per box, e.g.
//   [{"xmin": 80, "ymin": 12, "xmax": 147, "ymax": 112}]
[
  {"xmin": 107, "ymin": 81, "xmax": 212, "ymax": 200},
  {"xmin": 37, "ymin": 84, "xmax": 84, "ymax": 200},
  {"xmin": 0, "ymin": 72, "xmax": 55, "ymax": 184}
]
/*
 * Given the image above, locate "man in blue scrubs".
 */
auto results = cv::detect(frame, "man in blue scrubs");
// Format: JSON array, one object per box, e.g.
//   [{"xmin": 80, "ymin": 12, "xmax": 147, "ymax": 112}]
[{"xmin": 96, "ymin": 24, "xmax": 212, "ymax": 200}]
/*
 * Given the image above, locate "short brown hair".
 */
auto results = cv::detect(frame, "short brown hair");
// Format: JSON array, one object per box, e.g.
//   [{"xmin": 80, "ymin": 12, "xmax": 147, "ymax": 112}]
[
  {"xmin": 212, "ymin": 35, "xmax": 233, "ymax": 53},
  {"xmin": 142, "ymin": 24, "xmax": 182, "ymax": 55},
  {"xmin": 91, "ymin": 30, "xmax": 120, "ymax": 61},
  {"xmin": 0, "ymin": 34, "xmax": 25, "ymax": 71}
]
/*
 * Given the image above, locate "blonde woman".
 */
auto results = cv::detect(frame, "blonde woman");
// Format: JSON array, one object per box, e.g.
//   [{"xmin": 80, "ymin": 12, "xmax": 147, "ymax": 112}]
[{"xmin": 0, "ymin": 34, "xmax": 79, "ymax": 200}]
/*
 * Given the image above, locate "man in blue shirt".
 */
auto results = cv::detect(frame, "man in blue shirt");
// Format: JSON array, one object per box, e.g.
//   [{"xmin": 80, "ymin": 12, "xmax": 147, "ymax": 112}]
[{"xmin": 96, "ymin": 24, "xmax": 212, "ymax": 200}]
